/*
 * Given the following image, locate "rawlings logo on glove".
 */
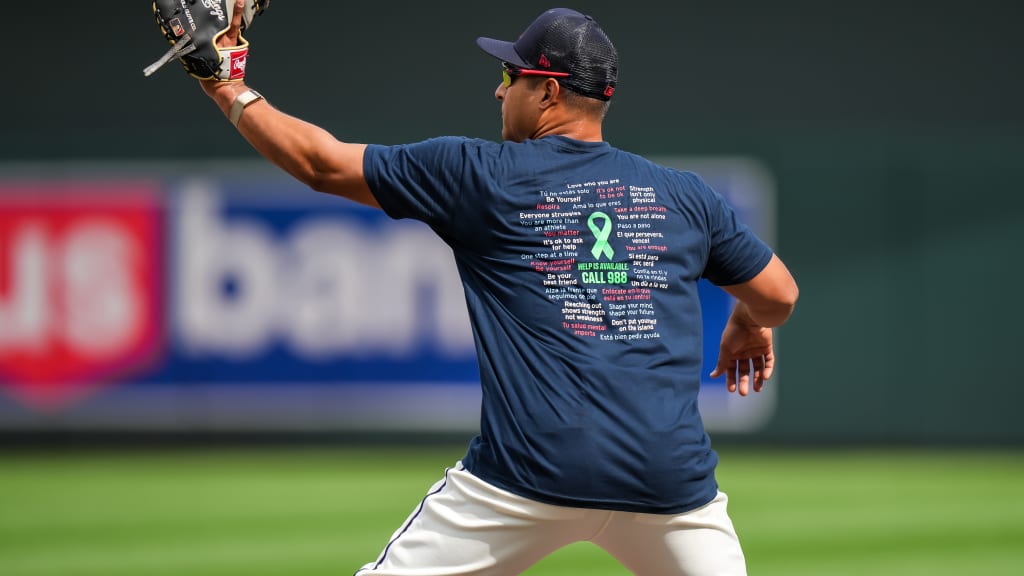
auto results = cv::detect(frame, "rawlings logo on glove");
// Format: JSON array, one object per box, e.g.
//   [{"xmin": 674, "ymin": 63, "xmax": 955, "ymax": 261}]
[{"xmin": 144, "ymin": 0, "xmax": 270, "ymax": 81}]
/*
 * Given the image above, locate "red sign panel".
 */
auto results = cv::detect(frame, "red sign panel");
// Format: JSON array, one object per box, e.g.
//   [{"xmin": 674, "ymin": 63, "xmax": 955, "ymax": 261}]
[{"xmin": 0, "ymin": 183, "xmax": 164, "ymax": 410}]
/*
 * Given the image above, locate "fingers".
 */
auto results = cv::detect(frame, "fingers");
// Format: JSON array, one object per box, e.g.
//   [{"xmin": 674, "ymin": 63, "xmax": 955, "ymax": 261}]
[
  {"xmin": 710, "ymin": 360, "xmax": 738, "ymax": 394},
  {"xmin": 214, "ymin": 0, "xmax": 246, "ymax": 49},
  {"xmin": 219, "ymin": 0, "xmax": 245, "ymax": 46},
  {"xmin": 712, "ymin": 359, "xmax": 743, "ymax": 395},
  {"xmin": 710, "ymin": 357, "xmax": 738, "ymax": 394},
  {"xmin": 708, "ymin": 363, "xmax": 724, "ymax": 380},
  {"xmin": 757, "ymin": 351, "xmax": 775, "ymax": 391},
  {"xmin": 714, "ymin": 355, "xmax": 771, "ymax": 396},
  {"xmin": 232, "ymin": 0, "xmax": 245, "ymax": 31},
  {"xmin": 736, "ymin": 357, "xmax": 751, "ymax": 396}
]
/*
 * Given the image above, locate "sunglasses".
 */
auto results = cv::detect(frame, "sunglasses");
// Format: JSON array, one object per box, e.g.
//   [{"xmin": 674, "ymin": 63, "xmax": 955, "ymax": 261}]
[{"xmin": 501, "ymin": 62, "xmax": 570, "ymax": 87}]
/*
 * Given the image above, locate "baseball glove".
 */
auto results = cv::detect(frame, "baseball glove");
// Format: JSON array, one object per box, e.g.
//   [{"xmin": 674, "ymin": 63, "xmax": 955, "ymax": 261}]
[{"xmin": 144, "ymin": 0, "xmax": 271, "ymax": 80}]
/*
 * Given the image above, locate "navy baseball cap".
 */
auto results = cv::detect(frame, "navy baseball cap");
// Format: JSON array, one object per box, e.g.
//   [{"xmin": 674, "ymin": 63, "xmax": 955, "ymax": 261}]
[{"xmin": 476, "ymin": 8, "xmax": 618, "ymax": 101}]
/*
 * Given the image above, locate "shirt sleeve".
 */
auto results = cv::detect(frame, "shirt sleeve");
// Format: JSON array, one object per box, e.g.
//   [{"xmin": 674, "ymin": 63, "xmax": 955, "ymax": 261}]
[
  {"xmin": 362, "ymin": 136, "xmax": 489, "ymax": 234},
  {"xmin": 698, "ymin": 178, "xmax": 774, "ymax": 286}
]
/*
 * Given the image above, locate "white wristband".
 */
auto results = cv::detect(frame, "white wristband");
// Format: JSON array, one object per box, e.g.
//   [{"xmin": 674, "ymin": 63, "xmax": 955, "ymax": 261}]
[{"xmin": 229, "ymin": 89, "xmax": 264, "ymax": 127}]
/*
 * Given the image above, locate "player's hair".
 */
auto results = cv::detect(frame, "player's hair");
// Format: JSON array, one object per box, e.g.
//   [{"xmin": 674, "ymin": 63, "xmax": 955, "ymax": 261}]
[
  {"xmin": 527, "ymin": 76, "xmax": 611, "ymax": 120},
  {"xmin": 562, "ymin": 87, "xmax": 611, "ymax": 120}
]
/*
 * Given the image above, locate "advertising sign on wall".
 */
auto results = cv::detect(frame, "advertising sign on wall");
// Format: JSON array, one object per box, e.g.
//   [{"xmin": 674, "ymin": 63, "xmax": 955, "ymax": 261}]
[{"xmin": 0, "ymin": 159, "xmax": 775, "ymax": 433}]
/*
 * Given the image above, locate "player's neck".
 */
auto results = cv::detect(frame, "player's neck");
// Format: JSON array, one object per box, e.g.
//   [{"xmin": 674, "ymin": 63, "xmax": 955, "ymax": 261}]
[{"xmin": 532, "ymin": 116, "xmax": 604, "ymax": 143}]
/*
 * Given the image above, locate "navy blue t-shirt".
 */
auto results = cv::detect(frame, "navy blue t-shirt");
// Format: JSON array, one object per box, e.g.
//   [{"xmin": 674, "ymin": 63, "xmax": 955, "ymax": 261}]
[{"xmin": 364, "ymin": 135, "xmax": 773, "ymax": 514}]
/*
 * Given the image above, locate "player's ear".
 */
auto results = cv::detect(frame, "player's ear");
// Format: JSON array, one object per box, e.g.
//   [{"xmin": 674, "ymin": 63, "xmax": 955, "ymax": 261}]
[{"xmin": 539, "ymin": 78, "xmax": 560, "ymax": 108}]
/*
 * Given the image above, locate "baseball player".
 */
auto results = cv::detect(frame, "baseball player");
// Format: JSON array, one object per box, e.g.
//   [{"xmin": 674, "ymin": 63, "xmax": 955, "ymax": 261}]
[{"xmin": 153, "ymin": 2, "xmax": 799, "ymax": 574}]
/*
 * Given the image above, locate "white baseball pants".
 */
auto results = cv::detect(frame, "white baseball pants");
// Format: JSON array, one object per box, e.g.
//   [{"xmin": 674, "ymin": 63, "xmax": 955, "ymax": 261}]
[{"xmin": 354, "ymin": 462, "xmax": 747, "ymax": 576}]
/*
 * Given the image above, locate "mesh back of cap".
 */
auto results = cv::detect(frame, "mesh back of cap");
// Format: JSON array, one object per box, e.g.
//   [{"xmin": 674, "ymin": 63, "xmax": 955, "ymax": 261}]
[
  {"xmin": 562, "ymin": 19, "xmax": 617, "ymax": 100},
  {"xmin": 526, "ymin": 11, "xmax": 618, "ymax": 100}
]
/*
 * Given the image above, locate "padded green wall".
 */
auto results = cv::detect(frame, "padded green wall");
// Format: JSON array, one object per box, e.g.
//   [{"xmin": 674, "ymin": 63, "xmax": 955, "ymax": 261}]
[{"xmin": 3, "ymin": 1, "xmax": 1020, "ymax": 443}]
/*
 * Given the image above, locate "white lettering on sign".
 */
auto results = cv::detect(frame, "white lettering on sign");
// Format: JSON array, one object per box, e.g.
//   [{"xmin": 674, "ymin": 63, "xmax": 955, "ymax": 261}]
[
  {"xmin": 0, "ymin": 221, "xmax": 143, "ymax": 359},
  {"xmin": 0, "ymin": 224, "xmax": 47, "ymax": 352},
  {"xmin": 63, "ymin": 222, "xmax": 144, "ymax": 357},
  {"xmin": 174, "ymin": 182, "xmax": 473, "ymax": 359}
]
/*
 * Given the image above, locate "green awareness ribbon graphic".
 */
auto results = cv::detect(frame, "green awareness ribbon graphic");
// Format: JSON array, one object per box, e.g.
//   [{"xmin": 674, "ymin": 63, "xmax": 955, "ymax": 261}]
[{"xmin": 587, "ymin": 211, "xmax": 615, "ymax": 260}]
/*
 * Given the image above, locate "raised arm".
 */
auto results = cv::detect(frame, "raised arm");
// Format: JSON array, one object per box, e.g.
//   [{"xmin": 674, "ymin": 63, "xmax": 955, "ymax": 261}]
[{"xmin": 199, "ymin": 0, "xmax": 378, "ymax": 208}]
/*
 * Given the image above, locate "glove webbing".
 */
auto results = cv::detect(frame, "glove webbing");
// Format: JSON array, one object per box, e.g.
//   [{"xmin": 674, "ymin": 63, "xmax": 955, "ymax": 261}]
[{"xmin": 143, "ymin": 35, "xmax": 198, "ymax": 77}]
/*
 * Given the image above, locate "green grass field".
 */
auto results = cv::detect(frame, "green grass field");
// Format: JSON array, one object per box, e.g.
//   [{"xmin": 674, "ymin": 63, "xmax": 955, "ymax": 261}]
[{"xmin": 1, "ymin": 446, "xmax": 1021, "ymax": 575}]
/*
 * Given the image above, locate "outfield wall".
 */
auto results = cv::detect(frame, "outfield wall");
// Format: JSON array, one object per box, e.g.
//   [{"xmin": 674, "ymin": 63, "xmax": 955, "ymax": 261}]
[
  {"xmin": 1, "ymin": 1, "xmax": 1021, "ymax": 444},
  {"xmin": 0, "ymin": 159, "xmax": 777, "ymax": 435}
]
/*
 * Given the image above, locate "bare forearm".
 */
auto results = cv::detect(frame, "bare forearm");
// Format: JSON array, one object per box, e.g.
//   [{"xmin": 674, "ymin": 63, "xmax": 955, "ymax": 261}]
[
  {"xmin": 200, "ymin": 81, "xmax": 376, "ymax": 206},
  {"xmin": 238, "ymin": 102, "xmax": 347, "ymax": 190},
  {"xmin": 730, "ymin": 298, "xmax": 793, "ymax": 330}
]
